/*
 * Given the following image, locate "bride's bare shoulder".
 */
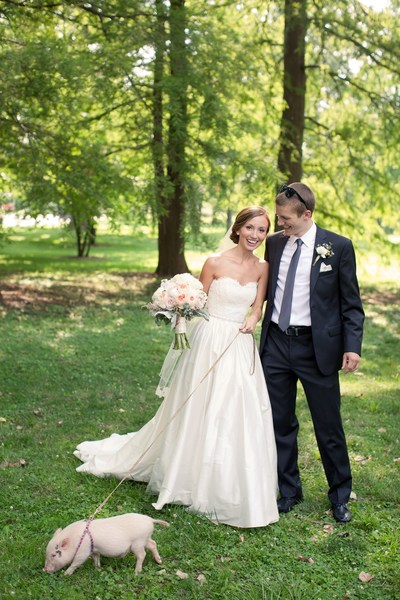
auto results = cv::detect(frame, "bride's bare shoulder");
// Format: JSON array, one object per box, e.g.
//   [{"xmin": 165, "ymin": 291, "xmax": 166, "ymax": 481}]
[
  {"xmin": 256, "ymin": 257, "xmax": 269, "ymax": 278},
  {"xmin": 204, "ymin": 251, "xmax": 231, "ymax": 265},
  {"xmin": 255, "ymin": 256, "xmax": 267, "ymax": 267},
  {"xmin": 203, "ymin": 254, "xmax": 221, "ymax": 266}
]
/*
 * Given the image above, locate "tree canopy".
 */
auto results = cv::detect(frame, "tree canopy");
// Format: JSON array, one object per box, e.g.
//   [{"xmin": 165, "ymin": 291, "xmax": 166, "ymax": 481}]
[{"xmin": 0, "ymin": 0, "xmax": 398, "ymax": 270}]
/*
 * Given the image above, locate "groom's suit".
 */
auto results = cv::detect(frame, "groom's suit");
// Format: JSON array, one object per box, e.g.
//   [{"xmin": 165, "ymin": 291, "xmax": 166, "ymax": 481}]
[{"xmin": 260, "ymin": 225, "xmax": 364, "ymax": 504}]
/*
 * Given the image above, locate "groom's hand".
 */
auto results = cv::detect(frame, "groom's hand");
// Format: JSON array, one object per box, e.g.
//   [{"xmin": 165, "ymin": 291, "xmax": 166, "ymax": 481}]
[{"xmin": 342, "ymin": 352, "xmax": 361, "ymax": 374}]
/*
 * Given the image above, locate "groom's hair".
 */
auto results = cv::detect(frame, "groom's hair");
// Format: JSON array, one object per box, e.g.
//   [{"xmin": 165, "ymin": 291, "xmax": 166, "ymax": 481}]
[
  {"xmin": 276, "ymin": 182, "xmax": 316, "ymax": 216},
  {"xmin": 230, "ymin": 206, "xmax": 270, "ymax": 244}
]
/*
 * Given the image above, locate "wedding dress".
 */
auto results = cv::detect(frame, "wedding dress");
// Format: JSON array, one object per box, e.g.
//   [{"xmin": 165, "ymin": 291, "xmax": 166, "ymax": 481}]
[{"xmin": 74, "ymin": 277, "xmax": 279, "ymax": 527}]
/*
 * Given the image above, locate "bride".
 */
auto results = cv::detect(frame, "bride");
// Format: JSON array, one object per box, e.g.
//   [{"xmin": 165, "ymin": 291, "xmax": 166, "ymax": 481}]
[{"xmin": 74, "ymin": 206, "xmax": 279, "ymax": 528}]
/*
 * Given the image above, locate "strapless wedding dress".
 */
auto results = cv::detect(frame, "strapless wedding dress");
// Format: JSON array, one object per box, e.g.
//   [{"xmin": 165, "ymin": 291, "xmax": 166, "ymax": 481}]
[{"xmin": 74, "ymin": 277, "xmax": 279, "ymax": 527}]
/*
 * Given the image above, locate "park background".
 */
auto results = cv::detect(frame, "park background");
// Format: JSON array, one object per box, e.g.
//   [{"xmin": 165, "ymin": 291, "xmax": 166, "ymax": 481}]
[{"xmin": 0, "ymin": 1, "xmax": 399, "ymax": 599}]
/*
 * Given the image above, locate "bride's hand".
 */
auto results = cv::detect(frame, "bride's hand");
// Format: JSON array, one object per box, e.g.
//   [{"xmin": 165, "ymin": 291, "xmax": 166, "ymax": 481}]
[{"xmin": 239, "ymin": 317, "xmax": 257, "ymax": 334}]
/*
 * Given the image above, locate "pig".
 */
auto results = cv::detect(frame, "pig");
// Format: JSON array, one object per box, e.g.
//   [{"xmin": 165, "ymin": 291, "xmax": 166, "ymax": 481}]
[{"xmin": 43, "ymin": 513, "xmax": 169, "ymax": 575}]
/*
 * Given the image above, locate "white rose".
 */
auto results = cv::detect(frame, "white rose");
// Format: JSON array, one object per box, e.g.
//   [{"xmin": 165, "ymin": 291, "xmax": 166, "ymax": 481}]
[
  {"xmin": 152, "ymin": 288, "xmax": 168, "ymax": 308},
  {"xmin": 172, "ymin": 273, "xmax": 203, "ymax": 289},
  {"xmin": 317, "ymin": 246, "xmax": 328, "ymax": 257}
]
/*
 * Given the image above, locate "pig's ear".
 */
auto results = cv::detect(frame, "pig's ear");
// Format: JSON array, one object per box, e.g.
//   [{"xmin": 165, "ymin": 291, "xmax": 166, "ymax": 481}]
[
  {"xmin": 53, "ymin": 528, "xmax": 63, "ymax": 537},
  {"xmin": 60, "ymin": 537, "xmax": 70, "ymax": 549}
]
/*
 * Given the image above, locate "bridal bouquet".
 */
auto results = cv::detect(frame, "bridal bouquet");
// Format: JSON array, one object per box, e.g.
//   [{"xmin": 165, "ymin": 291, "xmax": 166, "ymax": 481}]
[{"xmin": 147, "ymin": 273, "xmax": 209, "ymax": 349}]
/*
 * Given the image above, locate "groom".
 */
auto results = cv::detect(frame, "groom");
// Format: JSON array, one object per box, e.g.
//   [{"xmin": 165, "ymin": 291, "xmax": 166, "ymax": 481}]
[{"xmin": 260, "ymin": 182, "xmax": 364, "ymax": 523}]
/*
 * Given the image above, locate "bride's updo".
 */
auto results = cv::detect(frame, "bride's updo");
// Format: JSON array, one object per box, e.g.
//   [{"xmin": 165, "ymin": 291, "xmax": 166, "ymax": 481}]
[{"xmin": 229, "ymin": 206, "xmax": 270, "ymax": 244}]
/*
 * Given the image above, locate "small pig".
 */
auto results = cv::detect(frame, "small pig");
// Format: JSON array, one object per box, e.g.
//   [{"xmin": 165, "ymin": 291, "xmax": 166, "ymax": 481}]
[{"xmin": 43, "ymin": 513, "xmax": 169, "ymax": 575}]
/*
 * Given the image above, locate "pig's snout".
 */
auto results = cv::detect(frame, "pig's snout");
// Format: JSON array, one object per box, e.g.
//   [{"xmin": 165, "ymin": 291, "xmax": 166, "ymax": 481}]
[{"xmin": 43, "ymin": 565, "xmax": 55, "ymax": 573}]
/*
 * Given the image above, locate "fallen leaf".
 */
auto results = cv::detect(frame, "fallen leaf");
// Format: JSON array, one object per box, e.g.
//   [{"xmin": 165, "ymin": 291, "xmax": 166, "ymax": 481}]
[
  {"xmin": 196, "ymin": 573, "xmax": 206, "ymax": 584},
  {"xmin": 57, "ymin": 420, "xmax": 64, "ymax": 426},
  {"xmin": 393, "ymin": 457, "xmax": 400, "ymax": 463},
  {"xmin": 16, "ymin": 425, "xmax": 23, "ymax": 430},
  {"xmin": 176, "ymin": 569, "xmax": 188, "ymax": 580},
  {"xmin": 157, "ymin": 569, "xmax": 167, "ymax": 575},
  {"xmin": 323, "ymin": 524, "xmax": 334, "ymax": 534},
  {"xmin": 33, "ymin": 408, "xmax": 42, "ymax": 416},
  {"xmin": 358, "ymin": 571, "xmax": 374, "ymax": 583},
  {"xmin": 0, "ymin": 417, "xmax": 6, "ymax": 423},
  {"xmin": 118, "ymin": 408, "xmax": 125, "ymax": 413},
  {"xmin": 378, "ymin": 427, "xmax": 386, "ymax": 433},
  {"xmin": 239, "ymin": 534, "xmax": 245, "ymax": 543},
  {"xmin": 297, "ymin": 555, "xmax": 314, "ymax": 564},
  {"xmin": 310, "ymin": 534, "xmax": 318, "ymax": 542},
  {"xmin": 338, "ymin": 531, "xmax": 350, "ymax": 538},
  {"xmin": 354, "ymin": 455, "xmax": 367, "ymax": 462},
  {"xmin": 0, "ymin": 458, "xmax": 27, "ymax": 469}
]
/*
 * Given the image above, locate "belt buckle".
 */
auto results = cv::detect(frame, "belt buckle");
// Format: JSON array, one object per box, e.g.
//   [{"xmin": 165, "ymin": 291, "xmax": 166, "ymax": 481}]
[{"xmin": 285, "ymin": 326, "xmax": 299, "ymax": 336}]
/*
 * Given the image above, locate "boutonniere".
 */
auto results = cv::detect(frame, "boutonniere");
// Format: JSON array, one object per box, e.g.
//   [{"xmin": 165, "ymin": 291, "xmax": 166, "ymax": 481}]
[{"xmin": 313, "ymin": 242, "xmax": 334, "ymax": 266}]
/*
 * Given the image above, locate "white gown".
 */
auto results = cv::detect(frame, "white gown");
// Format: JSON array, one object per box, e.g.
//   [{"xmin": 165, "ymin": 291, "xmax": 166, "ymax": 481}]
[{"xmin": 74, "ymin": 277, "xmax": 279, "ymax": 528}]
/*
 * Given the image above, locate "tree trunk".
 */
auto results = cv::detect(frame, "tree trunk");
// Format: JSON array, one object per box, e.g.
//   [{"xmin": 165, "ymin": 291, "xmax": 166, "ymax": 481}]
[
  {"xmin": 277, "ymin": 0, "xmax": 307, "ymax": 184},
  {"xmin": 226, "ymin": 209, "xmax": 233, "ymax": 231},
  {"xmin": 152, "ymin": 0, "xmax": 169, "ymax": 273},
  {"xmin": 156, "ymin": 0, "xmax": 189, "ymax": 276},
  {"xmin": 72, "ymin": 216, "xmax": 94, "ymax": 257},
  {"xmin": 88, "ymin": 222, "xmax": 96, "ymax": 247},
  {"xmin": 73, "ymin": 218, "xmax": 84, "ymax": 257}
]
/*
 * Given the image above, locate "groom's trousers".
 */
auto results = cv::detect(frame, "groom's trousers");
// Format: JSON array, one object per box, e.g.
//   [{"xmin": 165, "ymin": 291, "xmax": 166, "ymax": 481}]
[{"xmin": 261, "ymin": 322, "xmax": 352, "ymax": 505}]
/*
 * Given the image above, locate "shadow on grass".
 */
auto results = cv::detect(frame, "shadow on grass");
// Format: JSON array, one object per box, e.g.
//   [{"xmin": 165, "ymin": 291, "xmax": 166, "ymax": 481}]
[{"xmin": 0, "ymin": 273, "xmax": 160, "ymax": 315}]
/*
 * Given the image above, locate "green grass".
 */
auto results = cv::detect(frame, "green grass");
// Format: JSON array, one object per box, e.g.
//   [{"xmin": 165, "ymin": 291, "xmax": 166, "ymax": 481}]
[
  {"xmin": 0, "ymin": 222, "xmax": 224, "ymax": 276},
  {"xmin": 0, "ymin": 228, "xmax": 399, "ymax": 599}
]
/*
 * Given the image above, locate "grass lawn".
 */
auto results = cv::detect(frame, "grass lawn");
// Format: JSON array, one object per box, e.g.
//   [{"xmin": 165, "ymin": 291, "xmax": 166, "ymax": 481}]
[{"xmin": 0, "ymin": 227, "xmax": 399, "ymax": 599}]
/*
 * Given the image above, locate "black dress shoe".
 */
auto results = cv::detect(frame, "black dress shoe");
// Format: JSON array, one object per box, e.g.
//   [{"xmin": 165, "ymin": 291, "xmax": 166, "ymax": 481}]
[
  {"xmin": 331, "ymin": 503, "xmax": 352, "ymax": 523},
  {"xmin": 277, "ymin": 496, "xmax": 303, "ymax": 513}
]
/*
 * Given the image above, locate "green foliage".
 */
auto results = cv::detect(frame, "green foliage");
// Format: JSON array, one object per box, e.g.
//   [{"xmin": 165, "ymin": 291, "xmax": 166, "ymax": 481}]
[{"xmin": 0, "ymin": 1, "xmax": 399, "ymax": 263}]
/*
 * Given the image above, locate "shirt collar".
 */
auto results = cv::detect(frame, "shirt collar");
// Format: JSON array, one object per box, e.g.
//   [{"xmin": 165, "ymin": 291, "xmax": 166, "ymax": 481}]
[{"xmin": 289, "ymin": 221, "xmax": 316, "ymax": 248}]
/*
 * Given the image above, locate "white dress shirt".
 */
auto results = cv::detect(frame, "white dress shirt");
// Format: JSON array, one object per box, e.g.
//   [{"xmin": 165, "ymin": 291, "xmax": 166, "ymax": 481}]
[{"xmin": 272, "ymin": 222, "xmax": 317, "ymax": 327}]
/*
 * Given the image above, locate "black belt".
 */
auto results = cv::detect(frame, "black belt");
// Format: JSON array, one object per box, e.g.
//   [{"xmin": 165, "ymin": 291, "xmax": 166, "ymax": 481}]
[{"xmin": 270, "ymin": 322, "xmax": 311, "ymax": 336}]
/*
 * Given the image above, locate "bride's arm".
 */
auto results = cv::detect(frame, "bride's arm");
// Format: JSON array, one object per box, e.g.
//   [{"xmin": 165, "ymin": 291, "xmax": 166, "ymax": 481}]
[
  {"xmin": 239, "ymin": 262, "xmax": 269, "ymax": 333},
  {"xmin": 199, "ymin": 257, "xmax": 217, "ymax": 294}
]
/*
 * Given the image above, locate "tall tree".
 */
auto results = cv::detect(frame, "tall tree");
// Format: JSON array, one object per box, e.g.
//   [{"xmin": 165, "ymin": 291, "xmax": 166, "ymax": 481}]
[
  {"xmin": 0, "ymin": 2, "xmax": 133, "ymax": 256},
  {"xmin": 272, "ymin": 0, "xmax": 399, "ymax": 245},
  {"xmin": 277, "ymin": 0, "xmax": 307, "ymax": 183},
  {"xmin": 156, "ymin": 0, "xmax": 189, "ymax": 275},
  {"xmin": 303, "ymin": 0, "xmax": 400, "ymax": 243}
]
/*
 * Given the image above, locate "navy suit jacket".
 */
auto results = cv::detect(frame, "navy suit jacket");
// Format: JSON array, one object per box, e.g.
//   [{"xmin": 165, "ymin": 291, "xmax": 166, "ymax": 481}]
[{"xmin": 259, "ymin": 225, "xmax": 365, "ymax": 376}]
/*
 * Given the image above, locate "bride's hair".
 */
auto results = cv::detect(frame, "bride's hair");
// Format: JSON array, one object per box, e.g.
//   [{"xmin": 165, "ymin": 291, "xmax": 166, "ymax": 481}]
[{"xmin": 230, "ymin": 206, "xmax": 270, "ymax": 244}]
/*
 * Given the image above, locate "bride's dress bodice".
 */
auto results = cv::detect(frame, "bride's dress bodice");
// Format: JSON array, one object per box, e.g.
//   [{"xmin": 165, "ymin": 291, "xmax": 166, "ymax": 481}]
[{"xmin": 207, "ymin": 277, "xmax": 257, "ymax": 323}]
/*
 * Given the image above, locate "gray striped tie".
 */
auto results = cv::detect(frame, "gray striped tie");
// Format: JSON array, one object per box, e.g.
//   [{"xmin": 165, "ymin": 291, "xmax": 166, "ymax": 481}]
[{"xmin": 278, "ymin": 238, "xmax": 303, "ymax": 332}]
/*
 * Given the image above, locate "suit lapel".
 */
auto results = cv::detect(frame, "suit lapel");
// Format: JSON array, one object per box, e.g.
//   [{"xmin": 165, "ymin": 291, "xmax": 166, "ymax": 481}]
[
  {"xmin": 270, "ymin": 232, "xmax": 288, "ymax": 297},
  {"xmin": 310, "ymin": 226, "xmax": 328, "ymax": 295}
]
